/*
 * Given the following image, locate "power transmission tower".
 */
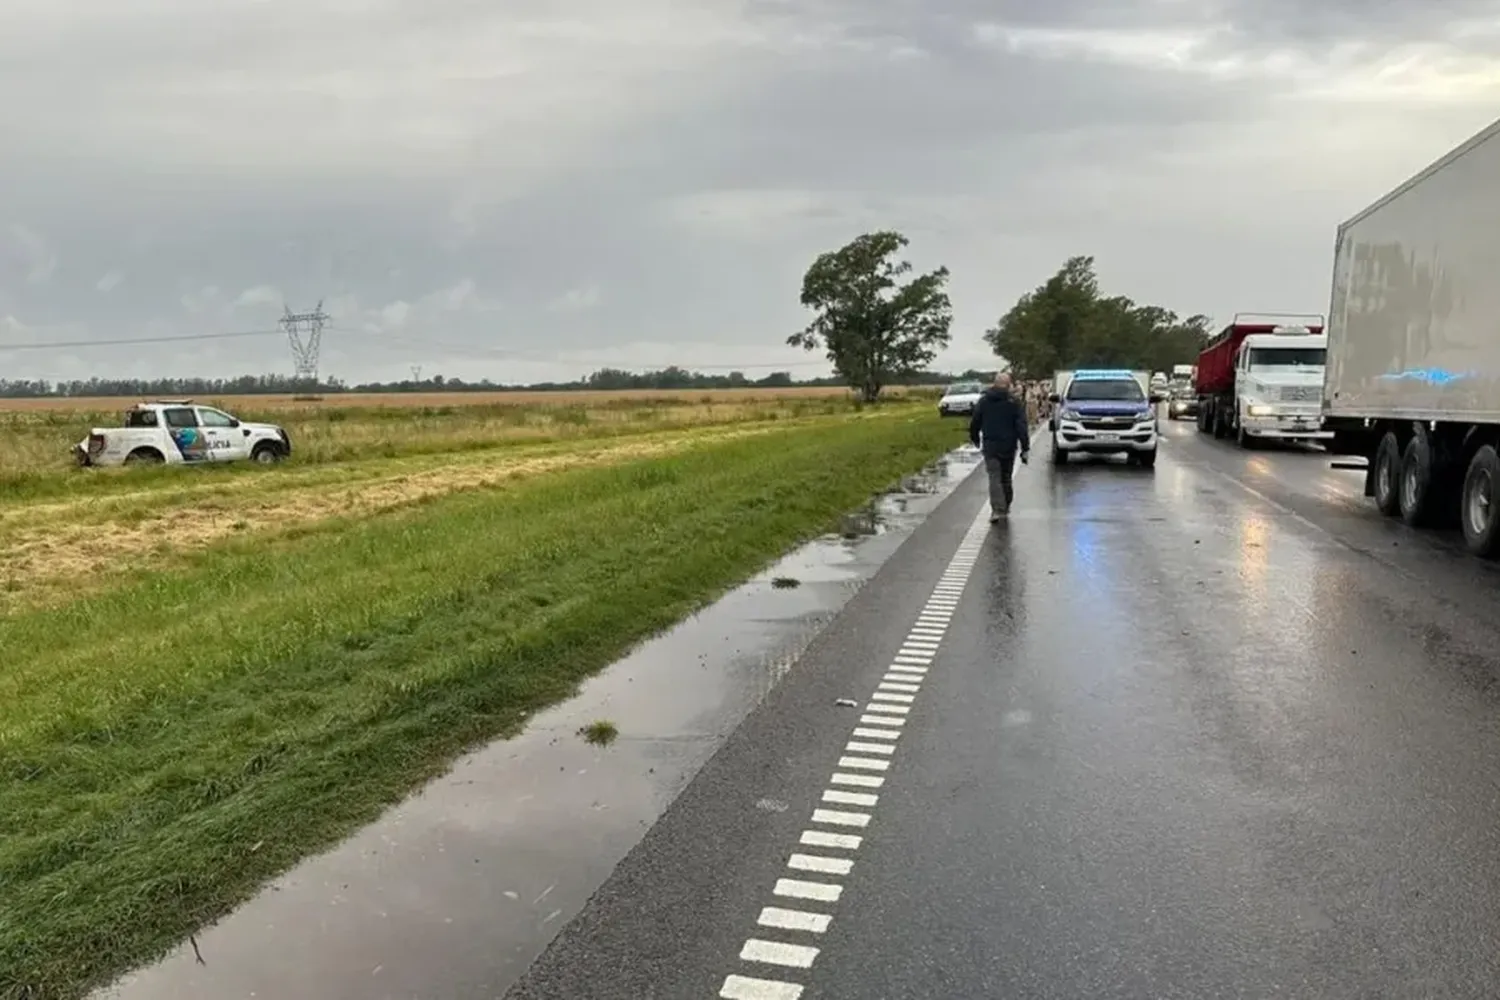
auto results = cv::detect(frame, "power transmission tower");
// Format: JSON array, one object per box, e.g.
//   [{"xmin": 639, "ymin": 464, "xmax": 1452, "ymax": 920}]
[{"xmin": 280, "ymin": 301, "xmax": 329, "ymax": 387}]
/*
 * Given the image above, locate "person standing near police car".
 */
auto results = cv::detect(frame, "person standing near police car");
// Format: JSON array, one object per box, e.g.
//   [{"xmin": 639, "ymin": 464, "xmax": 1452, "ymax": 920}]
[{"xmin": 968, "ymin": 371, "xmax": 1030, "ymax": 521}]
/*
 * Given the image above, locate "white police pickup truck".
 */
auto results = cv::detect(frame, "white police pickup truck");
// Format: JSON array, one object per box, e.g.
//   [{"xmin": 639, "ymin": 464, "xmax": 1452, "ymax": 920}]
[
  {"xmin": 74, "ymin": 400, "xmax": 292, "ymax": 467},
  {"xmin": 1048, "ymin": 369, "xmax": 1162, "ymax": 468}
]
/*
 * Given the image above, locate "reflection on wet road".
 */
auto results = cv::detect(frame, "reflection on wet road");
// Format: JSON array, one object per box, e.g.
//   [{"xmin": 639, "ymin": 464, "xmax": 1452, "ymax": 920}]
[
  {"xmin": 801, "ymin": 424, "xmax": 1500, "ymax": 998},
  {"xmin": 508, "ymin": 421, "xmax": 1500, "ymax": 1000}
]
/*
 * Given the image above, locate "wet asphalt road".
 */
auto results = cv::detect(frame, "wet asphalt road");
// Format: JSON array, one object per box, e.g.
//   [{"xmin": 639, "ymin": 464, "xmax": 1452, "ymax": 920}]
[{"xmin": 507, "ymin": 419, "xmax": 1500, "ymax": 999}]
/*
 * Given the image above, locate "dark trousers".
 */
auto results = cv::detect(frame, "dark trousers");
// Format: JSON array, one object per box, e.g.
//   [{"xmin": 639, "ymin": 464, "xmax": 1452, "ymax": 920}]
[{"xmin": 984, "ymin": 450, "xmax": 1015, "ymax": 513}]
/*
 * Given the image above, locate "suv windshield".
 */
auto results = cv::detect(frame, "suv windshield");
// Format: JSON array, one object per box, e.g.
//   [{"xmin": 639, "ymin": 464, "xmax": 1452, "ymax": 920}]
[
  {"xmin": 945, "ymin": 383, "xmax": 982, "ymax": 395},
  {"xmin": 1066, "ymin": 378, "xmax": 1145, "ymax": 402},
  {"xmin": 1248, "ymin": 347, "xmax": 1324, "ymax": 367}
]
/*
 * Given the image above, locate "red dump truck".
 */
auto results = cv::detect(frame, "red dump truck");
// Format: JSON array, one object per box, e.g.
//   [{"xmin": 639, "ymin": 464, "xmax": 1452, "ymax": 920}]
[{"xmin": 1195, "ymin": 313, "xmax": 1331, "ymax": 446}]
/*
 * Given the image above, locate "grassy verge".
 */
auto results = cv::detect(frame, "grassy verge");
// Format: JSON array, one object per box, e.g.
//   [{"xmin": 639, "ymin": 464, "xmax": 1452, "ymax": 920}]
[
  {"xmin": 0, "ymin": 394, "xmax": 866, "ymax": 502},
  {"xmin": 0, "ymin": 409, "xmax": 957, "ymax": 1000}
]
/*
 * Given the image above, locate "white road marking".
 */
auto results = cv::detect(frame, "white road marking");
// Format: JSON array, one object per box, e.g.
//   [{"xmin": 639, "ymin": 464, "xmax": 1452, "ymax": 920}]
[
  {"xmin": 774, "ymin": 878, "xmax": 843, "ymax": 902},
  {"xmin": 721, "ymin": 974, "xmax": 803, "ymax": 999},
  {"xmin": 812, "ymin": 807, "xmax": 871, "ymax": 826},
  {"xmin": 788, "ymin": 853, "xmax": 854, "ymax": 875},
  {"xmin": 801, "ymin": 829, "xmax": 861, "ymax": 849},
  {"xmin": 758, "ymin": 907, "xmax": 832, "ymax": 934},
  {"xmin": 836, "ymin": 756, "xmax": 889, "ymax": 772},
  {"xmin": 741, "ymin": 939, "xmax": 819, "ymax": 968},
  {"xmin": 829, "ymin": 772, "xmax": 884, "ymax": 788},
  {"xmin": 716, "ymin": 504, "xmax": 991, "ymax": 998}
]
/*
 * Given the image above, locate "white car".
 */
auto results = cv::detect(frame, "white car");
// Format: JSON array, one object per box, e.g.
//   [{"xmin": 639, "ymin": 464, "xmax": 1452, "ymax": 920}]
[
  {"xmin": 1048, "ymin": 370, "xmax": 1161, "ymax": 468},
  {"xmin": 937, "ymin": 381, "xmax": 984, "ymax": 417},
  {"xmin": 75, "ymin": 400, "xmax": 292, "ymax": 467}
]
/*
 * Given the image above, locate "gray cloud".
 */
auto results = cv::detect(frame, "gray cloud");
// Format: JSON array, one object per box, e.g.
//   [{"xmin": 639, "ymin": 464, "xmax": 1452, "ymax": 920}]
[{"xmin": 2, "ymin": 0, "xmax": 1499, "ymax": 384}]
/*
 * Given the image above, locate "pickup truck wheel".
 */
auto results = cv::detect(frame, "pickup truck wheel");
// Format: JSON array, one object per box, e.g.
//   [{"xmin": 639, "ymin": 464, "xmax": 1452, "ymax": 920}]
[
  {"xmin": 1051, "ymin": 443, "xmax": 1067, "ymax": 465},
  {"xmin": 1461, "ymin": 445, "xmax": 1500, "ymax": 557},
  {"xmin": 1398, "ymin": 434, "xmax": 1438, "ymax": 527},
  {"xmin": 251, "ymin": 442, "xmax": 283, "ymax": 464},
  {"xmin": 1137, "ymin": 448, "xmax": 1157, "ymax": 469},
  {"xmin": 1372, "ymin": 432, "xmax": 1402, "ymax": 516},
  {"xmin": 124, "ymin": 448, "xmax": 164, "ymax": 465}
]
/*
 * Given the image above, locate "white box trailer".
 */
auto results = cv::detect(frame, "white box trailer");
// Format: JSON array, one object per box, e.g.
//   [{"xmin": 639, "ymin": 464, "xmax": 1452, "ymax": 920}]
[{"xmin": 1323, "ymin": 116, "xmax": 1500, "ymax": 555}]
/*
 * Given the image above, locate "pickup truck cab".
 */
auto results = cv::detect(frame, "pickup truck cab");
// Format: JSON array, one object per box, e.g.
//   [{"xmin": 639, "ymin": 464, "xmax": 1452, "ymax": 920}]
[
  {"xmin": 1048, "ymin": 369, "xmax": 1162, "ymax": 468},
  {"xmin": 75, "ymin": 401, "xmax": 292, "ymax": 467}
]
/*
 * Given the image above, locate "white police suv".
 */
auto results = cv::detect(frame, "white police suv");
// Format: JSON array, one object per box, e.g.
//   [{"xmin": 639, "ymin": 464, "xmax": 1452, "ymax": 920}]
[{"xmin": 1048, "ymin": 369, "xmax": 1161, "ymax": 468}]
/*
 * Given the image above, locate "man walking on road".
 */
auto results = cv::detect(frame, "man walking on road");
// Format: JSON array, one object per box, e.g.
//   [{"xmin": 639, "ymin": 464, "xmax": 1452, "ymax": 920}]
[{"xmin": 968, "ymin": 371, "xmax": 1030, "ymax": 521}]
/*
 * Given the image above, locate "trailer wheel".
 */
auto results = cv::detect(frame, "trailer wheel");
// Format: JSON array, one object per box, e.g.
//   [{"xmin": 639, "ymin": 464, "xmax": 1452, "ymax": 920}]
[
  {"xmin": 1398, "ymin": 434, "xmax": 1440, "ymax": 526},
  {"xmin": 1372, "ymin": 432, "xmax": 1402, "ymax": 516},
  {"xmin": 1461, "ymin": 445, "xmax": 1500, "ymax": 557},
  {"xmin": 1212, "ymin": 402, "xmax": 1228, "ymax": 439},
  {"xmin": 1195, "ymin": 403, "xmax": 1208, "ymax": 433}
]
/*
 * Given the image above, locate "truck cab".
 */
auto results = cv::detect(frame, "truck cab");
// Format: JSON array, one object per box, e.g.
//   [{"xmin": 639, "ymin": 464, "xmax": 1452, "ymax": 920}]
[
  {"xmin": 1048, "ymin": 369, "xmax": 1161, "ymax": 468},
  {"xmin": 1233, "ymin": 333, "xmax": 1331, "ymax": 444}
]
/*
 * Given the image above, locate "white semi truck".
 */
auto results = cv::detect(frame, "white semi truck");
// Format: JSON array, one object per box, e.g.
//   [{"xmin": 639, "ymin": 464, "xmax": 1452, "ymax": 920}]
[{"xmin": 1322, "ymin": 116, "xmax": 1500, "ymax": 556}]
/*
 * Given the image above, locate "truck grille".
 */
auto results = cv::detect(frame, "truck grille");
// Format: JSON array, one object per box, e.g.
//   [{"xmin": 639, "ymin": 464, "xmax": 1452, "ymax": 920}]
[
  {"xmin": 1079, "ymin": 417, "xmax": 1139, "ymax": 430},
  {"xmin": 1278, "ymin": 385, "xmax": 1320, "ymax": 403}
]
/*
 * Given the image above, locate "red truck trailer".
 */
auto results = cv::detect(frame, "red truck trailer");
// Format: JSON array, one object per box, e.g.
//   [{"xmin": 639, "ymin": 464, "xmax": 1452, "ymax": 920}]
[{"xmin": 1195, "ymin": 312, "xmax": 1326, "ymax": 443}]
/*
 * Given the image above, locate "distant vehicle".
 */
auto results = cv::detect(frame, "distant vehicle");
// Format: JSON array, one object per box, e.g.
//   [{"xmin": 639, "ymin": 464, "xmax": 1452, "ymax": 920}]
[
  {"xmin": 1171, "ymin": 364, "xmax": 1195, "ymax": 380},
  {"xmin": 1150, "ymin": 372, "xmax": 1168, "ymax": 390},
  {"xmin": 1195, "ymin": 314, "xmax": 1331, "ymax": 447},
  {"xmin": 1048, "ymin": 369, "xmax": 1162, "ymax": 467},
  {"xmin": 74, "ymin": 401, "xmax": 292, "ymax": 467},
  {"xmin": 1165, "ymin": 383, "xmax": 1199, "ymax": 420},
  {"xmin": 937, "ymin": 381, "xmax": 984, "ymax": 417},
  {"xmin": 1322, "ymin": 116, "xmax": 1500, "ymax": 556}
]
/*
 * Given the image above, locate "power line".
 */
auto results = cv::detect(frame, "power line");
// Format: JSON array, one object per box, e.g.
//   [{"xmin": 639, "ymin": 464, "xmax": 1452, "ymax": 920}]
[{"xmin": 0, "ymin": 328, "xmax": 281, "ymax": 350}]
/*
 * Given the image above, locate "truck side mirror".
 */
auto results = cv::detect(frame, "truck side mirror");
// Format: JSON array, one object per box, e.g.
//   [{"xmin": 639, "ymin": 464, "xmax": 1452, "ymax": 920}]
[{"xmin": 1150, "ymin": 393, "xmax": 1165, "ymax": 403}]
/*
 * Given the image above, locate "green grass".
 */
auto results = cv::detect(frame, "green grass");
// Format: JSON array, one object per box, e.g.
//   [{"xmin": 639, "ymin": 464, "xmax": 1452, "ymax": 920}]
[{"xmin": 0, "ymin": 408, "xmax": 957, "ymax": 999}]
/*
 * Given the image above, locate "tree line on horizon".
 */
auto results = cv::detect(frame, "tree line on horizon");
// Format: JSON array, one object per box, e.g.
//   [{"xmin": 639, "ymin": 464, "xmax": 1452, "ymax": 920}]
[
  {"xmin": 0, "ymin": 365, "xmax": 974, "ymax": 400},
  {"xmin": 789, "ymin": 231, "xmax": 1217, "ymax": 400}
]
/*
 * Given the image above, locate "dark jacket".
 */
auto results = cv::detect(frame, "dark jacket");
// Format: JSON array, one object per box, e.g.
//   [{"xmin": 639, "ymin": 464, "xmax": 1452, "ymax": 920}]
[{"xmin": 968, "ymin": 387, "xmax": 1029, "ymax": 456}]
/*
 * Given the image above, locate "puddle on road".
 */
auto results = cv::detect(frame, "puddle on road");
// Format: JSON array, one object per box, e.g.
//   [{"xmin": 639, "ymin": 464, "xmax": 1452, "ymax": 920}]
[{"xmin": 96, "ymin": 446, "xmax": 981, "ymax": 1000}]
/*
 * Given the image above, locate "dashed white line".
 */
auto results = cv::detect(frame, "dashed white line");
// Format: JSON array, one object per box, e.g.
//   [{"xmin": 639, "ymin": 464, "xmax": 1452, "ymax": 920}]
[
  {"xmin": 788, "ymin": 853, "xmax": 854, "ymax": 875},
  {"xmin": 716, "ymin": 504, "xmax": 991, "ymax": 998},
  {"xmin": 741, "ymin": 939, "xmax": 819, "ymax": 968},
  {"xmin": 829, "ymin": 772, "xmax": 884, "ymax": 788},
  {"xmin": 758, "ymin": 907, "xmax": 832, "ymax": 934},
  {"xmin": 800, "ymin": 830, "xmax": 861, "ymax": 849},
  {"xmin": 774, "ymin": 878, "xmax": 843, "ymax": 902},
  {"xmin": 721, "ymin": 974, "xmax": 803, "ymax": 999}
]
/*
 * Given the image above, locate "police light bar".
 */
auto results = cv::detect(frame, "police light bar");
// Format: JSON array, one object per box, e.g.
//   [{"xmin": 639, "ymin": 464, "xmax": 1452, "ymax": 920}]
[{"xmin": 1072, "ymin": 369, "xmax": 1136, "ymax": 379}]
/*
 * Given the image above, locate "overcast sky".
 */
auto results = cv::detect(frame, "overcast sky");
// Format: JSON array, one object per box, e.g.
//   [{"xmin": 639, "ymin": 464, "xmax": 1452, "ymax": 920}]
[{"xmin": 2, "ymin": 0, "xmax": 1498, "ymax": 385}]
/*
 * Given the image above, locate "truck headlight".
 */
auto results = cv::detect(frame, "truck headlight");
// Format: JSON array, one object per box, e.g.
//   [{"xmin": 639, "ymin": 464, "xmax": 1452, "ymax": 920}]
[
  {"xmin": 1060, "ymin": 408, "xmax": 1083, "ymax": 422},
  {"xmin": 1247, "ymin": 404, "xmax": 1273, "ymax": 416}
]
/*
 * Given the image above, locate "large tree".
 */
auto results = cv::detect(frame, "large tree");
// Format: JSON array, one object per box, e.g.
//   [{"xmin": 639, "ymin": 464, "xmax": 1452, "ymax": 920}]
[
  {"xmin": 789, "ymin": 230, "xmax": 952, "ymax": 402},
  {"xmin": 985, "ymin": 256, "xmax": 1213, "ymax": 379}
]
